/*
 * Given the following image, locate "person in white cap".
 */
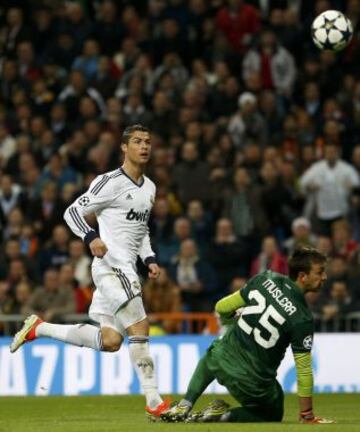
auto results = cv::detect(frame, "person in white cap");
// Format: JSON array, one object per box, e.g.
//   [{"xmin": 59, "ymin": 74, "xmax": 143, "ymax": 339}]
[
  {"xmin": 227, "ymin": 91, "xmax": 267, "ymax": 148},
  {"xmin": 283, "ymin": 217, "xmax": 317, "ymax": 255}
]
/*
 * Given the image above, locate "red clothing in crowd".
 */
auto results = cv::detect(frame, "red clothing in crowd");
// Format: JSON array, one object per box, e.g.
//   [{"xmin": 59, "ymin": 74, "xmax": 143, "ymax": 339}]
[{"xmin": 216, "ymin": 3, "xmax": 261, "ymax": 53}]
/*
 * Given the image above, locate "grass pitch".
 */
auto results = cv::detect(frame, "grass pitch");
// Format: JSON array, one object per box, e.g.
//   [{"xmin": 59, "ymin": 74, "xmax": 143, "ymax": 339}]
[{"xmin": 0, "ymin": 394, "xmax": 359, "ymax": 432}]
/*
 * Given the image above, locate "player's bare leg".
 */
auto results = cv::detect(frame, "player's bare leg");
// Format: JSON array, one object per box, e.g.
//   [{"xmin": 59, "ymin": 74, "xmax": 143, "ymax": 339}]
[{"xmin": 126, "ymin": 318, "xmax": 170, "ymax": 418}]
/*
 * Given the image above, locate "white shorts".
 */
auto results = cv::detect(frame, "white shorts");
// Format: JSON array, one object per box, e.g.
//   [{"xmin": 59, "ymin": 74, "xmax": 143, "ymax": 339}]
[{"xmin": 89, "ymin": 261, "xmax": 146, "ymax": 335}]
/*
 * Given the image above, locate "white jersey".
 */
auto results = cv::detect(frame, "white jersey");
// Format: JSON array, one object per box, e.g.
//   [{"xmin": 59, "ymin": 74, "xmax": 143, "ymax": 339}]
[{"xmin": 64, "ymin": 167, "xmax": 156, "ymax": 273}]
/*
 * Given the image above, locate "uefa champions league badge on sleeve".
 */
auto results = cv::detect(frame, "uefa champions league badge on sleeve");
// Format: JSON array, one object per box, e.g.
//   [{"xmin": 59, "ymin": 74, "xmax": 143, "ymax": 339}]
[
  {"xmin": 303, "ymin": 335, "xmax": 313, "ymax": 350},
  {"xmin": 78, "ymin": 196, "xmax": 90, "ymax": 206}
]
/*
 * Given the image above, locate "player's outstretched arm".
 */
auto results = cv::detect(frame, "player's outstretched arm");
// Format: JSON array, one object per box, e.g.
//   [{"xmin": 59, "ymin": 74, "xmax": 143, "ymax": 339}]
[
  {"xmin": 294, "ymin": 352, "xmax": 335, "ymax": 424},
  {"xmin": 215, "ymin": 291, "xmax": 246, "ymax": 325}
]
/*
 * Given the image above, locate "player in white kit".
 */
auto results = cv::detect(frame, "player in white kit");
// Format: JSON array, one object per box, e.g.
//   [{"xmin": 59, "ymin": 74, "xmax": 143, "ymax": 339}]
[{"xmin": 10, "ymin": 124, "xmax": 170, "ymax": 418}]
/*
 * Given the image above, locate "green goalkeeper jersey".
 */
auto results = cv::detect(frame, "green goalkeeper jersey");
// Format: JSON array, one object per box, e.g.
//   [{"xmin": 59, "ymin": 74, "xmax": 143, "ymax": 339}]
[{"xmin": 212, "ymin": 270, "xmax": 313, "ymax": 396}]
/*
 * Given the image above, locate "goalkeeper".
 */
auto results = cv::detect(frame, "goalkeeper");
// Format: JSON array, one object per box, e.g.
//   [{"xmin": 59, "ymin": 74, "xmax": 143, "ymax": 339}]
[{"xmin": 162, "ymin": 248, "xmax": 335, "ymax": 424}]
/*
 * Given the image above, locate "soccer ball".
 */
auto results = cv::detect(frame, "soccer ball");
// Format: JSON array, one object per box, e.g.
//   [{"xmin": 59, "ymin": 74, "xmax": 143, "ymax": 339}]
[{"xmin": 311, "ymin": 10, "xmax": 353, "ymax": 51}]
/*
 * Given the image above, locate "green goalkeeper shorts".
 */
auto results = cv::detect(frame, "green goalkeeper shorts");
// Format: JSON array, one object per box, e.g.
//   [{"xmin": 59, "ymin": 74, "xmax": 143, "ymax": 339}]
[{"xmin": 203, "ymin": 341, "xmax": 284, "ymax": 421}]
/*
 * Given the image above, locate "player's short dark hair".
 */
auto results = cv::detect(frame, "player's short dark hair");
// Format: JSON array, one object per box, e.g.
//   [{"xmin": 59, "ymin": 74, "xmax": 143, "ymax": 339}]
[
  {"xmin": 288, "ymin": 247, "xmax": 327, "ymax": 280},
  {"xmin": 121, "ymin": 124, "xmax": 150, "ymax": 144}
]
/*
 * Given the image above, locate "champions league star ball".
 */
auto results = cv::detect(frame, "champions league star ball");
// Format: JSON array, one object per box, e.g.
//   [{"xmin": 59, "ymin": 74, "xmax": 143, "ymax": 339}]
[{"xmin": 311, "ymin": 10, "xmax": 353, "ymax": 51}]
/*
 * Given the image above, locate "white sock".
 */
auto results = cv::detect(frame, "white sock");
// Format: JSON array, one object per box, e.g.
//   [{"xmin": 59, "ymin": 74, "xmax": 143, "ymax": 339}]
[
  {"xmin": 36, "ymin": 323, "xmax": 103, "ymax": 350},
  {"xmin": 128, "ymin": 336, "xmax": 162, "ymax": 409}
]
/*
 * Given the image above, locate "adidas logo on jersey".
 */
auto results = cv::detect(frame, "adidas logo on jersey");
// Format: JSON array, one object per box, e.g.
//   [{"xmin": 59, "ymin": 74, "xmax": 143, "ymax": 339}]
[
  {"xmin": 126, "ymin": 208, "xmax": 150, "ymax": 222},
  {"xmin": 126, "ymin": 194, "xmax": 133, "ymax": 200}
]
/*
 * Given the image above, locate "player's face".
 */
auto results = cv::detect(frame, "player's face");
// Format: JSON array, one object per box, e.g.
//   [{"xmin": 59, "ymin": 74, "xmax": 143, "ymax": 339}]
[
  {"xmin": 123, "ymin": 131, "xmax": 151, "ymax": 165},
  {"xmin": 302, "ymin": 262, "xmax": 327, "ymax": 292}
]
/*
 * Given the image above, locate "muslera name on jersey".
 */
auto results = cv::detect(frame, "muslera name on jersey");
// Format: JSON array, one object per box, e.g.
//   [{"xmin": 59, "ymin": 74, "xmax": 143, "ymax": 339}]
[{"xmin": 262, "ymin": 279, "xmax": 297, "ymax": 316}]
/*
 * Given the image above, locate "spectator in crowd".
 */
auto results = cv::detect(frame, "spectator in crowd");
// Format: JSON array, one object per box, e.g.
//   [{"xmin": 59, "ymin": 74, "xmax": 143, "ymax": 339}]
[
  {"xmin": 224, "ymin": 166, "xmax": 268, "ymax": 241},
  {"xmin": 68, "ymin": 239, "xmax": 91, "ymax": 287},
  {"xmin": 242, "ymin": 29, "xmax": 296, "ymax": 96},
  {"xmin": 38, "ymin": 225, "xmax": 70, "ymax": 275},
  {"xmin": 216, "ymin": 0, "xmax": 261, "ymax": 53},
  {"xmin": 143, "ymin": 267, "xmax": 182, "ymax": 333},
  {"xmin": 169, "ymin": 238, "xmax": 217, "ymax": 312},
  {"xmin": 283, "ymin": 217, "xmax": 317, "ymax": 255},
  {"xmin": 300, "ymin": 143, "xmax": 360, "ymax": 235},
  {"xmin": 250, "ymin": 235, "xmax": 288, "ymax": 276},
  {"xmin": 22, "ymin": 267, "xmax": 76, "ymax": 322},
  {"xmin": 321, "ymin": 279, "xmax": 360, "ymax": 331},
  {"xmin": 172, "ymin": 141, "xmax": 211, "ymax": 206},
  {"xmin": 208, "ymin": 218, "xmax": 248, "ymax": 296},
  {"xmin": 228, "ymin": 92, "xmax": 268, "ymax": 149}
]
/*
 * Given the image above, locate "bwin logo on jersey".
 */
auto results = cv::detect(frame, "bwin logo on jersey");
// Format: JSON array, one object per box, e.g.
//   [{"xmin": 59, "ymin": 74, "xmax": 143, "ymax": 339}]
[{"xmin": 126, "ymin": 208, "xmax": 150, "ymax": 222}]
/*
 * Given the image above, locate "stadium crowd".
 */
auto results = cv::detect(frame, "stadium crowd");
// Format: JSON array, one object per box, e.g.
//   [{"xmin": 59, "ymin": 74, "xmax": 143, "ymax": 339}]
[{"xmin": 1, "ymin": 0, "xmax": 360, "ymax": 334}]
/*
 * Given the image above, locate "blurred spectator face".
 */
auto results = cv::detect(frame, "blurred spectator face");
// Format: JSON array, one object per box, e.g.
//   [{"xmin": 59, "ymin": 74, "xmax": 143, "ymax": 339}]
[
  {"xmin": 43, "ymin": 269, "xmax": 59, "ymax": 292},
  {"xmin": 31, "ymin": 116, "xmax": 46, "ymax": 137},
  {"xmin": 9, "ymin": 259, "xmax": 26, "ymax": 282},
  {"xmin": 330, "ymin": 281, "xmax": 348, "ymax": 301},
  {"xmin": 60, "ymin": 263, "xmax": 75, "ymax": 285},
  {"xmin": 185, "ymin": 122, "xmax": 202, "ymax": 142},
  {"xmin": 48, "ymin": 153, "xmax": 63, "ymax": 174},
  {"xmin": 52, "ymin": 225, "xmax": 69, "ymax": 247},
  {"xmin": 233, "ymin": 167, "xmax": 250, "ymax": 189},
  {"xmin": 3, "ymin": 60, "xmax": 17, "ymax": 81},
  {"xmin": 260, "ymin": 90, "xmax": 276, "ymax": 114},
  {"xmin": 316, "ymin": 236, "xmax": 333, "ymax": 256},
  {"xmin": 302, "ymin": 146, "xmax": 315, "ymax": 166},
  {"xmin": 34, "ymin": 8, "xmax": 52, "ymax": 30},
  {"xmin": 8, "ymin": 208, "xmax": 24, "ymax": 227},
  {"xmin": 79, "ymin": 97, "xmax": 97, "ymax": 118},
  {"xmin": 70, "ymin": 71, "xmax": 86, "ymax": 92},
  {"xmin": 0, "ymin": 281, "xmax": 9, "ymax": 301},
  {"xmin": 15, "ymin": 282, "xmax": 32, "ymax": 304},
  {"xmin": 17, "ymin": 42, "xmax": 34, "ymax": 64},
  {"xmin": 262, "ymin": 236, "xmax": 278, "ymax": 257},
  {"xmin": 58, "ymin": 33, "xmax": 74, "ymax": 50},
  {"xmin": 328, "ymin": 256, "xmax": 347, "ymax": 278},
  {"xmin": 182, "ymin": 142, "xmax": 198, "ymax": 162},
  {"xmin": 7, "ymin": 7, "xmax": 23, "ymax": 26},
  {"xmin": 332, "ymin": 221, "xmax": 350, "ymax": 245},
  {"xmin": 260, "ymin": 31, "xmax": 277, "ymax": 52},
  {"xmin": 280, "ymin": 161, "xmax": 296, "ymax": 183},
  {"xmin": 270, "ymin": 9, "xmax": 284, "ymax": 27},
  {"xmin": 69, "ymin": 239, "xmax": 85, "ymax": 259},
  {"xmin": 153, "ymin": 198, "xmax": 169, "ymax": 219},
  {"xmin": 174, "ymin": 217, "xmax": 191, "ymax": 240},
  {"xmin": 40, "ymin": 130, "xmax": 55, "ymax": 150},
  {"xmin": 305, "ymin": 82, "xmax": 320, "ymax": 102},
  {"xmin": 1, "ymin": 175, "xmax": 13, "ymax": 195},
  {"xmin": 83, "ymin": 40, "xmax": 99, "ymax": 57},
  {"xmin": 261, "ymin": 161, "xmax": 278, "ymax": 183},
  {"xmin": 304, "ymin": 58, "xmax": 320, "ymax": 77},
  {"xmin": 179, "ymin": 239, "xmax": 197, "ymax": 259},
  {"xmin": 187, "ymin": 200, "xmax": 204, "ymax": 221},
  {"xmin": 153, "ymin": 91, "xmax": 170, "ymax": 112},
  {"xmin": 324, "ymin": 144, "xmax": 339, "ymax": 165},
  {"xmin": 244, "ymin": 143, "xmax": 261, "ymax": 164},
  {"xmin": 33, "ymin": 79, "xmax": 47, "ymax": 96},
  {"xmin": 244, "ymin": 72, "xmax": 262, "ymax": 93},
  {"xmin": 292, "ymin": 218, "xmax": 311, "ymax": 240},
  {"xmin": 216, "ymin": 218, "xmax": 234, "ymax": 240},
  {"xmin": 99, "ymin": 0, "xmax": 117, "ymax": 22},
  {"xmin": 5, "ymin": 239, "xmax": 21, "ymax": 259},
  {"xmin": 67, "ymin": 3, "xmax": 84, "ymax": 23},
  {"xmin": 41, "ymin": 181, "xmax": 57, "ymax": 201}
]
